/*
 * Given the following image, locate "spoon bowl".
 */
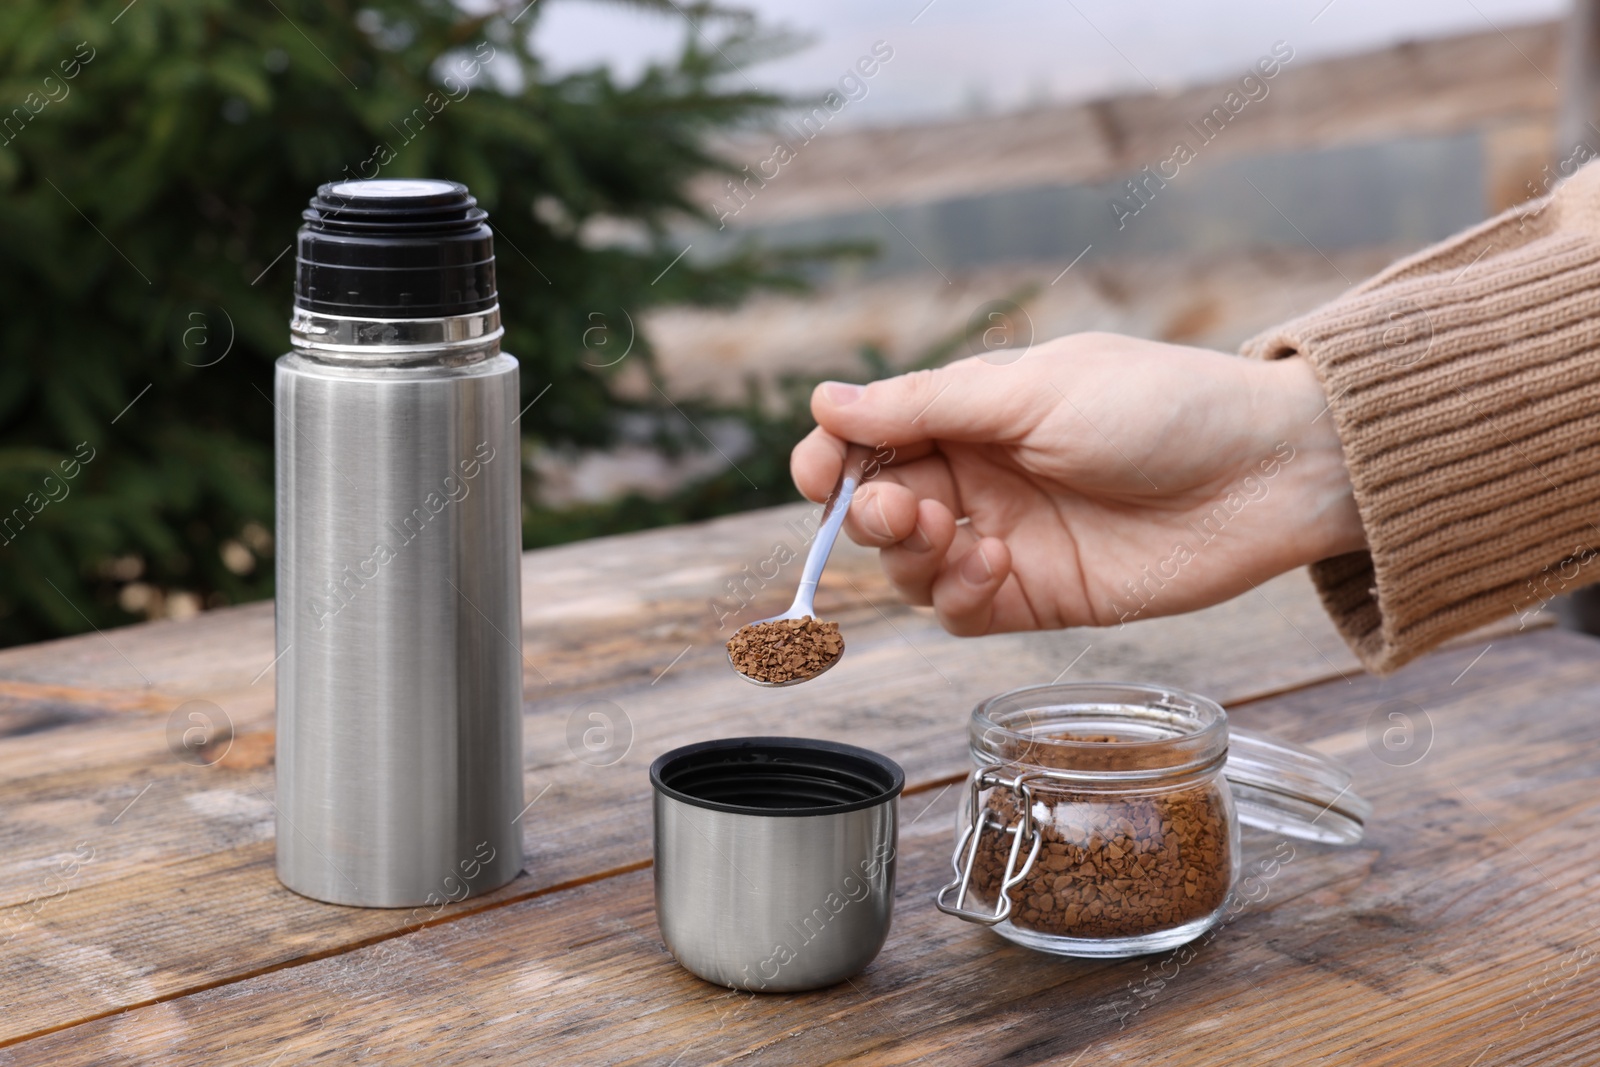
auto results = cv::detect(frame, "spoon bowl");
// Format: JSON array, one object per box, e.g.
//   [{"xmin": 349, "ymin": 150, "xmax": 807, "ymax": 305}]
[
  {"xmin": 728, "ymin": 619, "xmax": 846, "ymax": 688},
  {"xmin": 727, "ymin": 452, "xmax": 865, "ymax": 686}
]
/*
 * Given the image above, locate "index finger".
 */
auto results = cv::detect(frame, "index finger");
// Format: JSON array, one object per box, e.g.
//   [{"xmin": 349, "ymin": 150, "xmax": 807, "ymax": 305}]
[
  {"xmin": 791, "ymin": 425, "xmax": 847, "ymax": 503},
  {"xmin": 791, "ymin": 425, "xmax": 937, "ymax": 502},
  {"xmin": 811, "ymin": 360, "xmax": 1050, "ymax": 450}
]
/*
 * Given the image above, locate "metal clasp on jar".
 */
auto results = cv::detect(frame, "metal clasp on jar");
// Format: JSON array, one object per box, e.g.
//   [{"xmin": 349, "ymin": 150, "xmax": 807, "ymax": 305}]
[{"xmin": 934, "ymin": 766, "xmax": 1044, "ymax": 925}]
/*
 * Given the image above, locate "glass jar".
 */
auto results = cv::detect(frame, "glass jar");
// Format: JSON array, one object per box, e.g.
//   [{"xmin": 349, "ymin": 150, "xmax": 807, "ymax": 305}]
[{"xmin": 935, "ymin": 682, "xmax": 1369, "ymax": 958}]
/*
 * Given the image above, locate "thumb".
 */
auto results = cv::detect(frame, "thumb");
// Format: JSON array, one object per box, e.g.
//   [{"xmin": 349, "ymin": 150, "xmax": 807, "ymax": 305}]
[{"xmin": 811, "ymin": 361, "xmax": 1050, "ymax": 448}]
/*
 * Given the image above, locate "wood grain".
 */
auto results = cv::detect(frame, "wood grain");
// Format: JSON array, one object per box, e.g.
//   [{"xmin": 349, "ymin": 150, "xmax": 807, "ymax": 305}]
[
  {"xmin": 0, "ymin": 501, "xmax": 1519, "ymax": 1052},
  {"xmin": 7, "ymin": 631, "xmax": 1596, "ymax": 1065}
]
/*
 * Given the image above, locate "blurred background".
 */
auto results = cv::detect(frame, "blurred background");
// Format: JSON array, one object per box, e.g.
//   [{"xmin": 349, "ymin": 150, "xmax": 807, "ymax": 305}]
[{"xmin": 0, "ymin": 0, "xmax": 1588, "ymax": 646}]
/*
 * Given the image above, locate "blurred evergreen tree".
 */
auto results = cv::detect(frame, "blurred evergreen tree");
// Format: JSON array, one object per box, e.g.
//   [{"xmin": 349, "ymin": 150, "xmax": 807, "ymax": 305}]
[{"xmin": 0, "ymin": 0, "xmax": 811, "ymax": 646}]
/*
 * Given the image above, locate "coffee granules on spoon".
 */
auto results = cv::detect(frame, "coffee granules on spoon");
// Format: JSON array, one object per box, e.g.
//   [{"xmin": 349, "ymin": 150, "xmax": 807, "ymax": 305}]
[
  {"xmin": 969, "ymin": 733, "xmax": 1230, "ymax": 940},
  {"xmin": 727, "ymin": 616, "xmax": 844, "ymax": 684}
]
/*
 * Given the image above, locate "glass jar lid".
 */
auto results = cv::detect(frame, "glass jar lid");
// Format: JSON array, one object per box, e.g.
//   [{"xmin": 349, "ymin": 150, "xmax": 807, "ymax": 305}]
[
  {"xmin": 969, "ymin": 682, "xmax": 1369, "ymax": 845},
  {"xmin": 1224, "ymin": 726, "xmax": 1370, "ymax": 845}
]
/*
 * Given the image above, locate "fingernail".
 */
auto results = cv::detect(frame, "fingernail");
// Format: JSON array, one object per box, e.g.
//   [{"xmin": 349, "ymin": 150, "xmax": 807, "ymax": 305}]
[
  {"xmin": 823, "ymin": 381, "xmax": 864, "ymax": 405},
  {"xmin": 904, "ymin": 523, "xmax": 932, "ymax": 553},
  {"xmin": 871, "ymin": 497, "xmax": 895, "ymax": 540},
  {"xmin": 960, "ymin": 543, "xmax": 993, "ymax": 585}
]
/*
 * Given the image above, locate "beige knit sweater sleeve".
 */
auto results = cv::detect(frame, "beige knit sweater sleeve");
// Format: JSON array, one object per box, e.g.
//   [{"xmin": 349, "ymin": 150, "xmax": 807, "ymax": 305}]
[{"xmin": 1241, "ymin": 160, "xmax": 1600, "ymax": 673}]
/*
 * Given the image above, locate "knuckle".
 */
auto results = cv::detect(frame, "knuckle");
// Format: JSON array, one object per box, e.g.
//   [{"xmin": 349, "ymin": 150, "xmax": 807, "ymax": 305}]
[
  {"xmin": 883, "ymin": 367, "xmax": 945, "ymax": 406},
  {"xmin": 888, "ymin": 577, "xmax": 934, "ymax": 607},
  {"xmin": 934, "ymin": 600, "xmax": 985, "ymax": 637},
  {"xmin": 1055, "ymin": 330, "xmax": 1126, "ymax": 358}
]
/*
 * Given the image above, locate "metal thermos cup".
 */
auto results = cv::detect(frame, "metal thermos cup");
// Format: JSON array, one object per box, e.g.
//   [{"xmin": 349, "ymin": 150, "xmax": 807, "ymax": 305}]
[
  {"xmin": 274, "ymin": 179, "xmax": 525, "ymax": 907},
  {"xmin": 651, "ymin": 738, "xmax": 904, "ymax": 991}
]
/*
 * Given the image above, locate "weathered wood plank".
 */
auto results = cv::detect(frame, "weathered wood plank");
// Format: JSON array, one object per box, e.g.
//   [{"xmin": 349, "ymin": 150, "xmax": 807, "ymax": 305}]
[
  {"xmin": 0, "ymin": 500, "xmax": 1363, "ymax": 794},
  {"xmin": 0, "ymin": 502, "xmax": 1447, "ymax": 1044},
  {"xmin": 8, "ymin": 630, "xmax": 1595, "ymax": 1065},
  {"xmin": 0, "ymin": 502, "xmax": 1361, "ymax": 698}
]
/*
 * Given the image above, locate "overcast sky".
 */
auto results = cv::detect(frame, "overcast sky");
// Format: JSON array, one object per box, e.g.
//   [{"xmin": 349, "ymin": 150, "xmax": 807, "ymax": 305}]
[{"xmin": 533, "ymin": 0, "xmax": 1566, "ymax": 124}]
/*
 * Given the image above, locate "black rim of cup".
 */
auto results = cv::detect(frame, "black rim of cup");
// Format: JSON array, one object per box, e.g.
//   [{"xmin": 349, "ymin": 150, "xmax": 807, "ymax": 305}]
[{"xmin": 650, "ymin": 736, "xmax": 905, "ymax": 817}]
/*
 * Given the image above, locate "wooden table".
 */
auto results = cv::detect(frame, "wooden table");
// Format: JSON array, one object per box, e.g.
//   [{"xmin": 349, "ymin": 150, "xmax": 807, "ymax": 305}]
[{"xmin": 0, "ymin": 502, "xmax": 1592, "ymax": 1065}]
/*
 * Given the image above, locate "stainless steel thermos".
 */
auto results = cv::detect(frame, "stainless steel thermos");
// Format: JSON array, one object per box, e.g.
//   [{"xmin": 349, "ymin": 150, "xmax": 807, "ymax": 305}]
[{"xmin": 274, "ymin": 179, "xmax": 524, "ymax": 907}]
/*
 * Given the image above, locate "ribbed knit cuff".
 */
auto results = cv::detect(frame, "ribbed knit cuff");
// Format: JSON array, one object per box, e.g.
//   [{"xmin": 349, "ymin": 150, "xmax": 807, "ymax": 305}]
[{"xmin": 1243, "ymin": 227, "xmax": 1600, "ymax": 673}]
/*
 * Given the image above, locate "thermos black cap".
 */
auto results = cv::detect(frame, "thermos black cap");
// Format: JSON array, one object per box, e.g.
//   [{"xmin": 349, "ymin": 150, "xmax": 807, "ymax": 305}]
[{"xmin": 294, "ymin": 179, "xmax": 498, "ymax": 319}]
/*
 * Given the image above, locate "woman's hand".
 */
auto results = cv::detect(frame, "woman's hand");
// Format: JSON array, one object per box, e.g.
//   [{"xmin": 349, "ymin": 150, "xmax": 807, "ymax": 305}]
[{"xmin": 790, "ymin": 333, "xmax": 1364, "ymax": 635}]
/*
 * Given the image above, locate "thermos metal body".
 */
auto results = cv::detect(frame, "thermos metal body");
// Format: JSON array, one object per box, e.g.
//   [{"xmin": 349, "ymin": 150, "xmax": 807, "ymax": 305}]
[
  {"xmin": 275, "ymin": 350, "xmax": 524, "ymax": 906},
  {"xmin": 274, "ymin": 178, "xmax": 525, "ymax": 907}
]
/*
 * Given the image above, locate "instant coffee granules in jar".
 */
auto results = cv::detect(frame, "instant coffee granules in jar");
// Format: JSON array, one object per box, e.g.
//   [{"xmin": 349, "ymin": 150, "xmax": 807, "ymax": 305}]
[
  {"xmin": 936, "ymin": 683, "xmax": 1371, "ymax": 958},
  {"xmin": 973, "ymin": 751, "xmax": 1231, "ymax": 940}
]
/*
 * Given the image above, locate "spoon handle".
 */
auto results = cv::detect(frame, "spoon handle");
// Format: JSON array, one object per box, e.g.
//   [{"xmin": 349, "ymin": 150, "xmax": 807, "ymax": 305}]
[{"xmin": 791, "ymin": 446, "xmax": 875, "ymax": 616}]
